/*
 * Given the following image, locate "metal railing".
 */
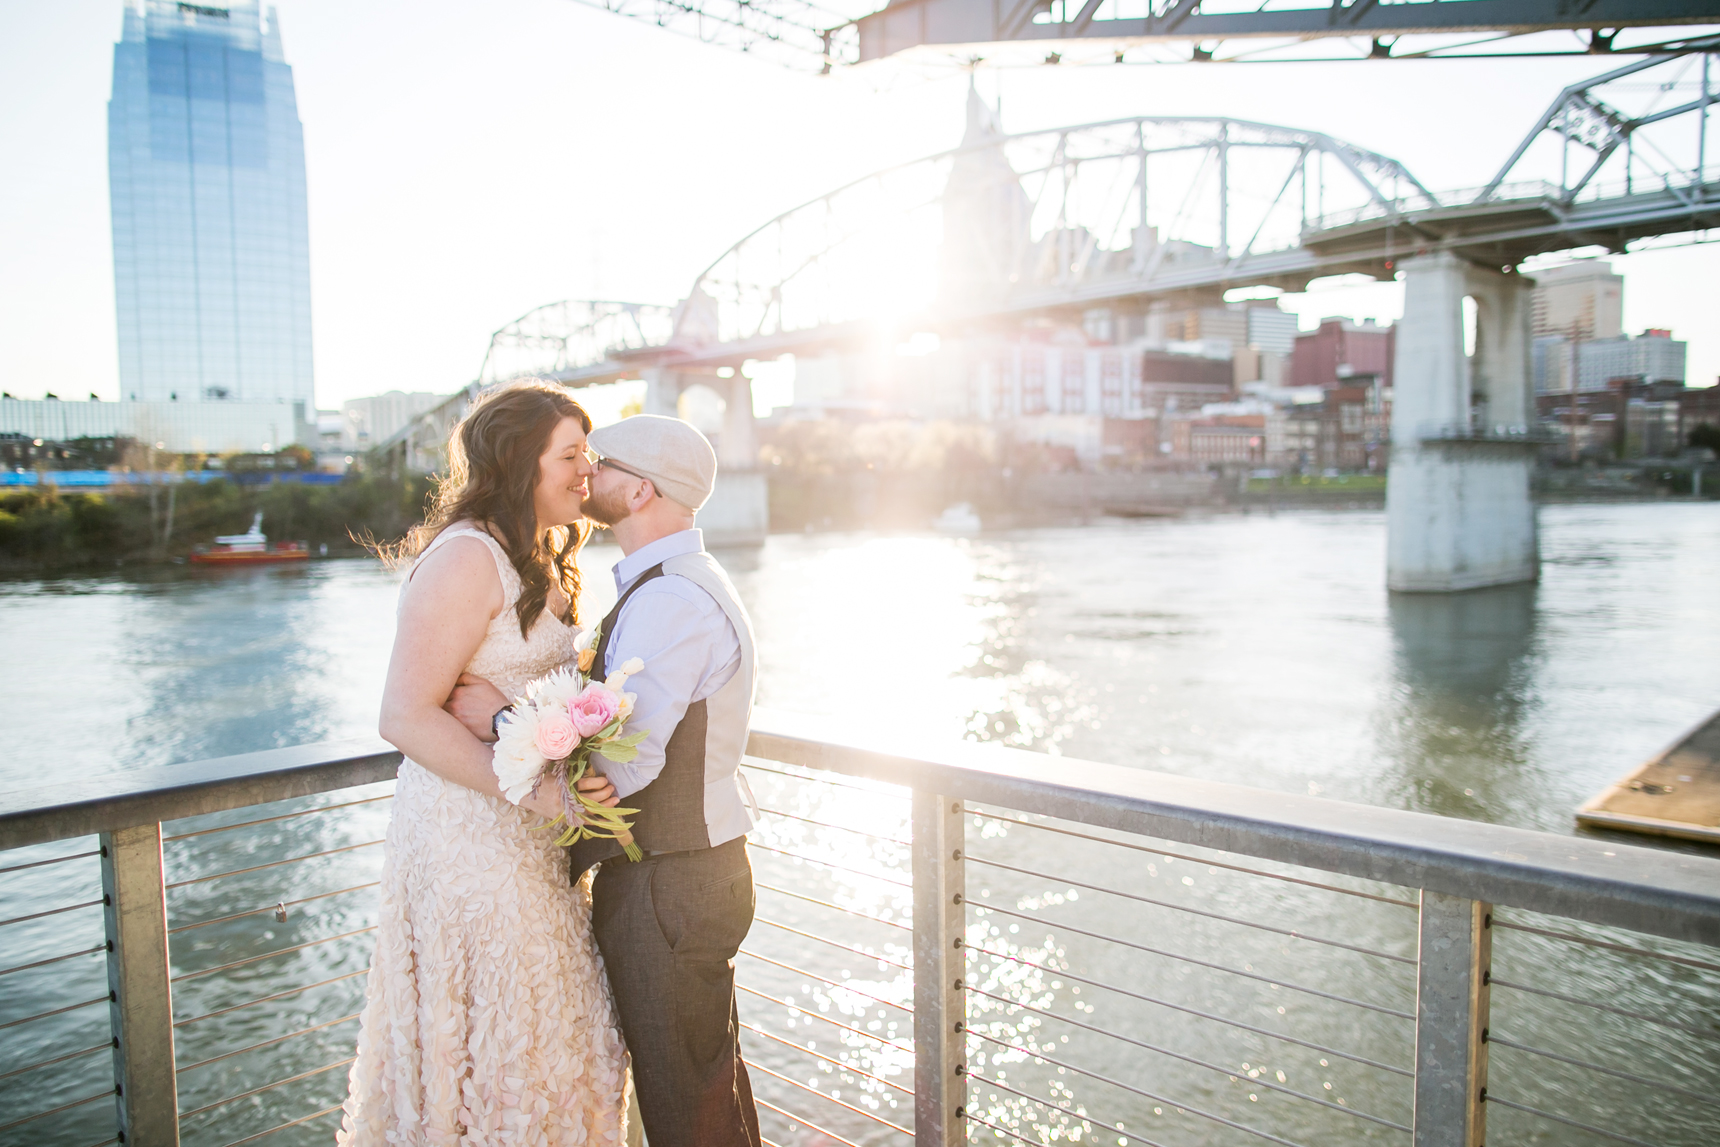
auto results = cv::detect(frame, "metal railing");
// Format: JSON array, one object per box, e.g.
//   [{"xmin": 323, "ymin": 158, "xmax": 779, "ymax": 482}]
[{"xmin": 3, "ymin": 718, "xmax": 1719, "ymax": 1147}]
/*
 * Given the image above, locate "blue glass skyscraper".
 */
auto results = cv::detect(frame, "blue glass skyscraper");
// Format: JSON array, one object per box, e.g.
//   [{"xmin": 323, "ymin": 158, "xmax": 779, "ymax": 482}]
[{"xmin": 109, "ymin": 1, "xmax": 313, "ymax": 406}]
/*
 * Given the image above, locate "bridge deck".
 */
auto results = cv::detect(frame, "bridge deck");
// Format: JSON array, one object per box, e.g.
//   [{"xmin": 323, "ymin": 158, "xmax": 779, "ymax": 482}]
[{"xmin": 1578, "ymin": 708, "xmax": 1720, "ymax": 846}]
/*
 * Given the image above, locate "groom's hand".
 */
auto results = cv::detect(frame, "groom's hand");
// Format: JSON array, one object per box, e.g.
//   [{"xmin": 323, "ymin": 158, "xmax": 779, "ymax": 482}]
[
  {"xmin": 446, "ymin": 673, "xmax": 510, "ymax": 743},
  {"xmin": 575, "ymin": 771, "xmax": 620, "ymax": 808}
]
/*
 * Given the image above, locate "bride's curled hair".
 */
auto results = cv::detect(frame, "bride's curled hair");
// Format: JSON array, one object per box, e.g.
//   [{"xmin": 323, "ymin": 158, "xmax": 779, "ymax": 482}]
[{"xmin": 392, "ymin": 379, "xmax": 593, "ymax": 636}]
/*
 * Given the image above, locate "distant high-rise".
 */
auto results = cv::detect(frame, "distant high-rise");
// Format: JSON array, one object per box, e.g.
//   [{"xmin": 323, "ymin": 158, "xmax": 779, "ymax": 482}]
[
  {"xmin": 108, "ymin": 1, "xmax": 313, "ymax": 406},
  {"xmin": 1530, "ymin": 260, "xmax": 1623, "ymax": 342}
]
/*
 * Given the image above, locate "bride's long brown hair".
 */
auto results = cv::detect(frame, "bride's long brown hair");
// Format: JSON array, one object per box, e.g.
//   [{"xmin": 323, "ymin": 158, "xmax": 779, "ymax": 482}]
[{"xmin": 391, "ymin": 380, "xmax": 593, "ymax": 636}]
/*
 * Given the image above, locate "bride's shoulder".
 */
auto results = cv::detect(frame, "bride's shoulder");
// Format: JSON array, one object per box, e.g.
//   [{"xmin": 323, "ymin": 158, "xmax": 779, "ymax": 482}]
[{"xmin": 402, "ymin": 524, "xmax": 510, "ymax": 611}]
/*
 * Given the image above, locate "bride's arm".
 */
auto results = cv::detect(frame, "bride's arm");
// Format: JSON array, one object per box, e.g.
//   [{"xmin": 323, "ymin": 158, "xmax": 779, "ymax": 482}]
[
  {"xmin": 378, "ymin": 536, "xmax": 514, "ymax": 801},
  {"xmin": 379, "ymin": 537, "xmax": 615, "ymax": 819}
]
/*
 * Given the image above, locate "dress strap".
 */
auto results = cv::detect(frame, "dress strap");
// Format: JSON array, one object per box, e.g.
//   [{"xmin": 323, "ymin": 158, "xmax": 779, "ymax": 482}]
[{"xmin": 413, "ymin": 524, "xmax": 522, "ymax": 609}]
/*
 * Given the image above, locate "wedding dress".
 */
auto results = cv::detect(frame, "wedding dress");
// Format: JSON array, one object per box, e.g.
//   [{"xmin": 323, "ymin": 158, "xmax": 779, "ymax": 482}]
[{"xmin": 339, "ymin": 525, "xmax": 628, "ymax": 1145}]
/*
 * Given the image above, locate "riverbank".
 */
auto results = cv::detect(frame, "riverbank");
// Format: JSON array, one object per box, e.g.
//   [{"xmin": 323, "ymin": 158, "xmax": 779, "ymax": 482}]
[
  {"xmin": 4, "ymin": 463, "xmax": 1712, "ymax": 573},
  {"xmin": 0, "ymin": 472, "xmax": 434, "ymax": 571}
]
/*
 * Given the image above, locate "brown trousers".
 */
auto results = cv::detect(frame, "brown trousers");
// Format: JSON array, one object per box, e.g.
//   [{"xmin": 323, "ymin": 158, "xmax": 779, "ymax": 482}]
[{"xmin": 591, "ymin": 837, "xmax": 761, "ymax": 1147}]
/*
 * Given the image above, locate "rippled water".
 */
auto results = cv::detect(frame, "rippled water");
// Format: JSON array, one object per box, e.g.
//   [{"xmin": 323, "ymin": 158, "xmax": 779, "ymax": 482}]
[{"xmin": 2, "ymin": 504, "xmax": 1717, "ymax": 1146}]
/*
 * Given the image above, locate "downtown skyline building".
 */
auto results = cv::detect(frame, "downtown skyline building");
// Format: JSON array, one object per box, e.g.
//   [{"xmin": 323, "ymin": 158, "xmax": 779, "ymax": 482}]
[{"xmin": 108, "ymin": 1, "xmax": 313, "ymax": 408}]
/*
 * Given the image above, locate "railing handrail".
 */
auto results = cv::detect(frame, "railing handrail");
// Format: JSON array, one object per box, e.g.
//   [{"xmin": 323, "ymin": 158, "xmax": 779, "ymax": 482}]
[
  {"xmin": 5, "ymin": 714, "xmax": 1718, "ymax": 947},
  {"xmin": 0, "ymin": 736, "xmax": 402, "ymax": 851}
]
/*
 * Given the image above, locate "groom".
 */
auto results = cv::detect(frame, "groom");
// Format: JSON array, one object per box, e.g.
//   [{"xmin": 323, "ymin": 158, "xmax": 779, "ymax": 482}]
[{"xmin": 451, "ymin": 414, "xmax": 762, "ymax": 1147}]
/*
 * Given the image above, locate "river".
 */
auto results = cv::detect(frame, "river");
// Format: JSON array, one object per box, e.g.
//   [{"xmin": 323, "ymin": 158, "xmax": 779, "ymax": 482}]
[{"xmin": 2, "ymin": 503, "xmax": 1717, "ymax": 1145}]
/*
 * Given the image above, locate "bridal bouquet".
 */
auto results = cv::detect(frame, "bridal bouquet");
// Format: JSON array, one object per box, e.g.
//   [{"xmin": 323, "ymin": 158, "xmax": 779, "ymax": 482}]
[{"xmin": 492, "ymin": 625, "xmax": 647, "ymax": 861}]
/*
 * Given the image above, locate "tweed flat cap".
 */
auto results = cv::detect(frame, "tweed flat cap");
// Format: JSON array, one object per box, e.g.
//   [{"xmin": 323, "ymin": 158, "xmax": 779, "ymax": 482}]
[{"xmin": 588, "ymin": 414, "xmax": 718, "ymax": 511}]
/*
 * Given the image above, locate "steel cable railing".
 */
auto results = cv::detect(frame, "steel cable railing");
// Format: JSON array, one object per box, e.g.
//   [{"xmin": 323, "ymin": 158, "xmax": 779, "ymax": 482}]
[
  {"xmin": 0, "ymin": 942, "xmax": 106, "ymax": 978},
  {"xmin": 966, "ymin": 1069, "xmax": 1176, "ymax": 1147},
  {"xmin": 164, "ymin": 838, "xmax": 384, "ymax": 889},
  {"xmin": 1485, "ymin": 974, "xmax": 1720, "ymax": 1039},
  {"xmin": 1481, "ymin": 903, "xmax": 1720, "ymax": 1146},
  {"xmin": 0, "ymin": 996, "xmax": 109, "ymax": 1033},
  {"xmin": 5, "ymin": 733, "xmax": 1720, "ymax": 1146},
  {"xmin": 0, "ymin": 847, "xmax": 101, "ymax": 876},
  {"xmin": 0, "ymin": 837, "xmax": 116, "ymax": 1147},
  {"xmin": 738, "ymin": 762, "xmax": 917, "ymax": 1146},
  {"xmin": 753, "ymin": 881, "xmax": 914, "ymax": 929},
  {"xmin": 740, "ymin": 1021, "xmax": 916, "ymax": 1097},
  {"xmin": 966, "ymin": 1030, "xmax": 1308, "ymax": 1147},
  {"xmin": 756, "ymin": 915, "xmax": 916, "ymax": 971},
  {"xmin": 0, "ymin": 1088, "xmax": 118, "ymax": 1136},
  {"xmin": 1483, "ymin": 1031, "xmax": 1719, "ymax": 1105},
  {"xmin": 754, "ymin": 805, "xmax": 913, "ymax": 848},
  {"xmin": 967, "ymin": 944, "xmax": 1412, "ymax": 1075},
  {"xmin": 1480, "ymin": 1094, "xmax": 1661, "ymax": 1147},
  {"xmin": 173, "ymin": 968, "xmax": 372, "ymax": 1028},
  {"xmin": 0, "ymin": 1042, "xmax": 113, "ymax": 1085},
  {"xmin": 966, "ymin": 983, "xmax": 1410, "ymax": 1131},
  {"xmin": 161, "ymin": 793, "xmax": 393, "ymax": 843},
  {"xmin": 967, "ymin": 852, "xmax": 1417, "ymax": 964},
  {"xmin": 747, "ymin": 1060, "xmax": 915, "ymax": 1137},
  {"xmin": 967, "ymin": 809, "xmax": 1421, "ymax": 908},
  {"xmin": 971, "ymin": 900, "xmax": 1416, "ymax": 1018},
  {"xmin": 161, "ymin": 785, "xmax": 391, "ymax": 1147},
  {"xmin": 958, "ymin": 799, "xmax": 1421, "ymax": 1145}
]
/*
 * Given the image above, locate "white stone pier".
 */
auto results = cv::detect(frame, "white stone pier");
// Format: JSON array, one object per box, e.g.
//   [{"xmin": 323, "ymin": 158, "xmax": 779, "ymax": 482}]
[
  {"xmin": 1386, "ymin": 252, "xmax": 1539, "ymax": 592},
  {"xmin": 642, "ymin": 367, "xmax": 769, "ymax": 547}
]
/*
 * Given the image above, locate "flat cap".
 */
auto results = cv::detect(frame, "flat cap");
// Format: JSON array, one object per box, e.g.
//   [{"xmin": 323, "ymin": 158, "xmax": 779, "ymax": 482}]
[{"xmin": 588, "ymin": 414, "xmax": 717, "ymax": 511}]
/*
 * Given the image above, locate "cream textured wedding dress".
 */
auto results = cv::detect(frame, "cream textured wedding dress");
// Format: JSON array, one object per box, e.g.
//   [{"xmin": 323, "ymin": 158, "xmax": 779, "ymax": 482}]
[{"xmin": 339, "ymin": 526, "xmax": 629, "ymax": 1146}]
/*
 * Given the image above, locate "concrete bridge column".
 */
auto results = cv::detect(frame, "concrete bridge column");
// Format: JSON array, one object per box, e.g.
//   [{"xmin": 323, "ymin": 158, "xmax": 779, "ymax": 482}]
[
  {"xmin": 641, "ymin": 367, "xmax": 682, "ymax": 417},
  {"xmin": 1386, "ymin": 252, "xmax": 1539, "ymax": 592},
  {"xmin": 638, "ymin": 367, "xmax": 766, "ymax": 546}
]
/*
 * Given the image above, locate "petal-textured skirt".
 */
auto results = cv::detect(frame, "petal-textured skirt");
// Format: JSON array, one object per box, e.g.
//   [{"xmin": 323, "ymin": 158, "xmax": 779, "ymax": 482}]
[{"xmin": 339, "ymin": 761, "xmax": 629, "ymax": 1146}]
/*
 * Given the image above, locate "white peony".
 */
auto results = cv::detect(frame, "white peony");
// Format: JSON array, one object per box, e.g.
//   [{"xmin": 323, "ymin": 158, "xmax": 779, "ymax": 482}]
[
  {"xmin": 527, "ymin": 667, "xmax": 585, "ymax": 709},
  {"xmin": 492, "ymin": 704, "xmax": 549, "ymax": 805}
]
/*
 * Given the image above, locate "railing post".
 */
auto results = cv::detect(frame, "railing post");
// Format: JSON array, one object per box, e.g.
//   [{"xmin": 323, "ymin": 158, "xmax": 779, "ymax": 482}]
[
  {"xmin": 101, "ymin": 823, "xmax": 180, "ymax": 1147},
  {"xmin": 1414, "ymin": 891, "xmax": 1491, "ymax": 1147},
  {"xmin": 913, "ymin": 791, "xmax": 966, "ymax": 1147}
]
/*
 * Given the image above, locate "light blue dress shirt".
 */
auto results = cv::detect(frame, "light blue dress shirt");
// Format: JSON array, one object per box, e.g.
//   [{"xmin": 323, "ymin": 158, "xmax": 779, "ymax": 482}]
[{"xmin": 595, "ymin": 528, "xmax": 741, "ymax": 799}]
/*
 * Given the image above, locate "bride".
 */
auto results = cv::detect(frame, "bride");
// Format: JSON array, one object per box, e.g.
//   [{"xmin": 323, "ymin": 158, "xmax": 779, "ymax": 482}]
[{"xmin": 339, "ymin": 380, "xmax": 629, "ymax": 1144}]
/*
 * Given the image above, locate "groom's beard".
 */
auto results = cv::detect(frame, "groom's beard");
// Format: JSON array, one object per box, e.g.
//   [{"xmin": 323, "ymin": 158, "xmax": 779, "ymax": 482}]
[{"xmin": 580, "ymin": 486, "xmax": 631, "ymax": 527}]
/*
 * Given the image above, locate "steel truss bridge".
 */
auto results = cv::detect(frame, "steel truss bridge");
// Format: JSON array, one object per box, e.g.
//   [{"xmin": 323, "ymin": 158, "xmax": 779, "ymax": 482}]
[{"xmin": 477, "ymin": 46, "xmax": 1719, "ymax": 394}]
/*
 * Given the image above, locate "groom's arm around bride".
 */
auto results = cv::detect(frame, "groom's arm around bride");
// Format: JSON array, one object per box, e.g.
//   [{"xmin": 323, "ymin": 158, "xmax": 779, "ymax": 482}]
[{"xmin": 453, "ymin": 414, "xmax": 763, "ymax": 1147}]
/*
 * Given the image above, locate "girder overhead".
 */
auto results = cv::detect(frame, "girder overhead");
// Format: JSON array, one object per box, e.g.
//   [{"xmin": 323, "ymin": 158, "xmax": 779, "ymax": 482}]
[
  {"xmin": 565, "ymin": 0, "xmax": 1720, "ymax": 72},
  {"xmin": 853, "ymin": 0, "xmax": 1720, "ymax": 65}
]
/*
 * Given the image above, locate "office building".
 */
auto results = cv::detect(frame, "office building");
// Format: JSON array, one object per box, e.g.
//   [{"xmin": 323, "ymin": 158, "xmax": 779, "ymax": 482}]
[
  {"xmin": 1290, "ymin": 318, "xmax": 1395, "ymax": 390},
  {"xmin": 108, "ymin": 1, "xmax": 313, "ymax": 406},
  {"xmin": 1530, "ymin": 260, "xmax": 1623, "ymax": 342},
  {"xmin": 1533, "ymin": 329, "xmax": 1687, "ymax": 393}
]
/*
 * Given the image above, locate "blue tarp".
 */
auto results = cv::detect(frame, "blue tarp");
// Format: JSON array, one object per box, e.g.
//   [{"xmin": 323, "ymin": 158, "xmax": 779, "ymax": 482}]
[{"xmin": 2, "ymin": 470, "xmax": 345, "ymax": 488}]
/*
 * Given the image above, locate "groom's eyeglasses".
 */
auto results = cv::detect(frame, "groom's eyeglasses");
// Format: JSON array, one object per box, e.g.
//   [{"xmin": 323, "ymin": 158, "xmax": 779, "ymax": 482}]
[{"xmin": 592, "ymin": 455, "xmax": 655, "ymax": 487}]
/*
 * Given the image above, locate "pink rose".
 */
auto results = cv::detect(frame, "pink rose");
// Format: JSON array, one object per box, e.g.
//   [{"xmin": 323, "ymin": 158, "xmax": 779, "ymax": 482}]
[
  {"xmin": 534, "ymin": 712, "xmax": 579, "ymax": 760},
  {"xmin": 568, "ymin": 684, "xmax": 620, "ymax": 738}
]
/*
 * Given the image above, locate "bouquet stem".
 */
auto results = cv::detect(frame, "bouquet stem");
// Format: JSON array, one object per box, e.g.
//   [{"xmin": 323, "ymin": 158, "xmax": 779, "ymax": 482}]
[{"xmin": 546, "ymin": 759, "xmax": 643, "ymax": 861}]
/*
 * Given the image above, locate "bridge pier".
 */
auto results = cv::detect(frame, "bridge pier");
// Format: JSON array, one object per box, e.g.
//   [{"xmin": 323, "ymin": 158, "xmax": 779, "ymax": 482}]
[
  {"xmin": 640, "ymin": 367, "xmax": 768, "ymax": 547},
  {"xmin": 1386, "ymin": 252, "xmax": 1539, "ymax": 593}
]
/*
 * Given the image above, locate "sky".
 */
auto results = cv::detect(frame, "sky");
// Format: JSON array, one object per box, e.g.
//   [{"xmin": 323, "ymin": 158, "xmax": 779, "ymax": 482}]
[{"xmin": 1, "ymin": 0, "xmax": 1715, "ymax": 415}]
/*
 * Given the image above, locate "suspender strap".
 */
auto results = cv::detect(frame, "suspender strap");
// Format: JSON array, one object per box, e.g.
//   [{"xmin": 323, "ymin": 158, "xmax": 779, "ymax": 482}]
[{"xmin": 591, "ymin": 562, "xmax": 665, "ymax": 677}]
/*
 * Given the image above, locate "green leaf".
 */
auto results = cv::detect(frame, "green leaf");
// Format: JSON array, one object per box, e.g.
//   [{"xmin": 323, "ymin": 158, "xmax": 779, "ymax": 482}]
[{"xmin": 596, "ymin": 742, "xmax": 639, "ymax": 763}]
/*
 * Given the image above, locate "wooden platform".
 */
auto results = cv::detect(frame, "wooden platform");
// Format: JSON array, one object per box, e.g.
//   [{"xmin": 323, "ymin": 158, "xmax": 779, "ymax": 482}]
[{"xmin": 1577, "ymin": 709, "xmax": 1720, "ymax": 846}]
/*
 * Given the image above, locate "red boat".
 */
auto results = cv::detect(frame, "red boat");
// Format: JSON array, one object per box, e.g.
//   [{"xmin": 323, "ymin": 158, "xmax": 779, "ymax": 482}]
[{"xmin": 189, "ymin": 513, "xmax": 310, "ymax": 565}]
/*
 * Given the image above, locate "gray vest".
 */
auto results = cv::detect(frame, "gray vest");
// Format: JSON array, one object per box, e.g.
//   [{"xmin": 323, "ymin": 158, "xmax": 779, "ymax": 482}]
[{"xmin": 569, "ymin": 551, "xmax": 757, "ymax": 874}]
